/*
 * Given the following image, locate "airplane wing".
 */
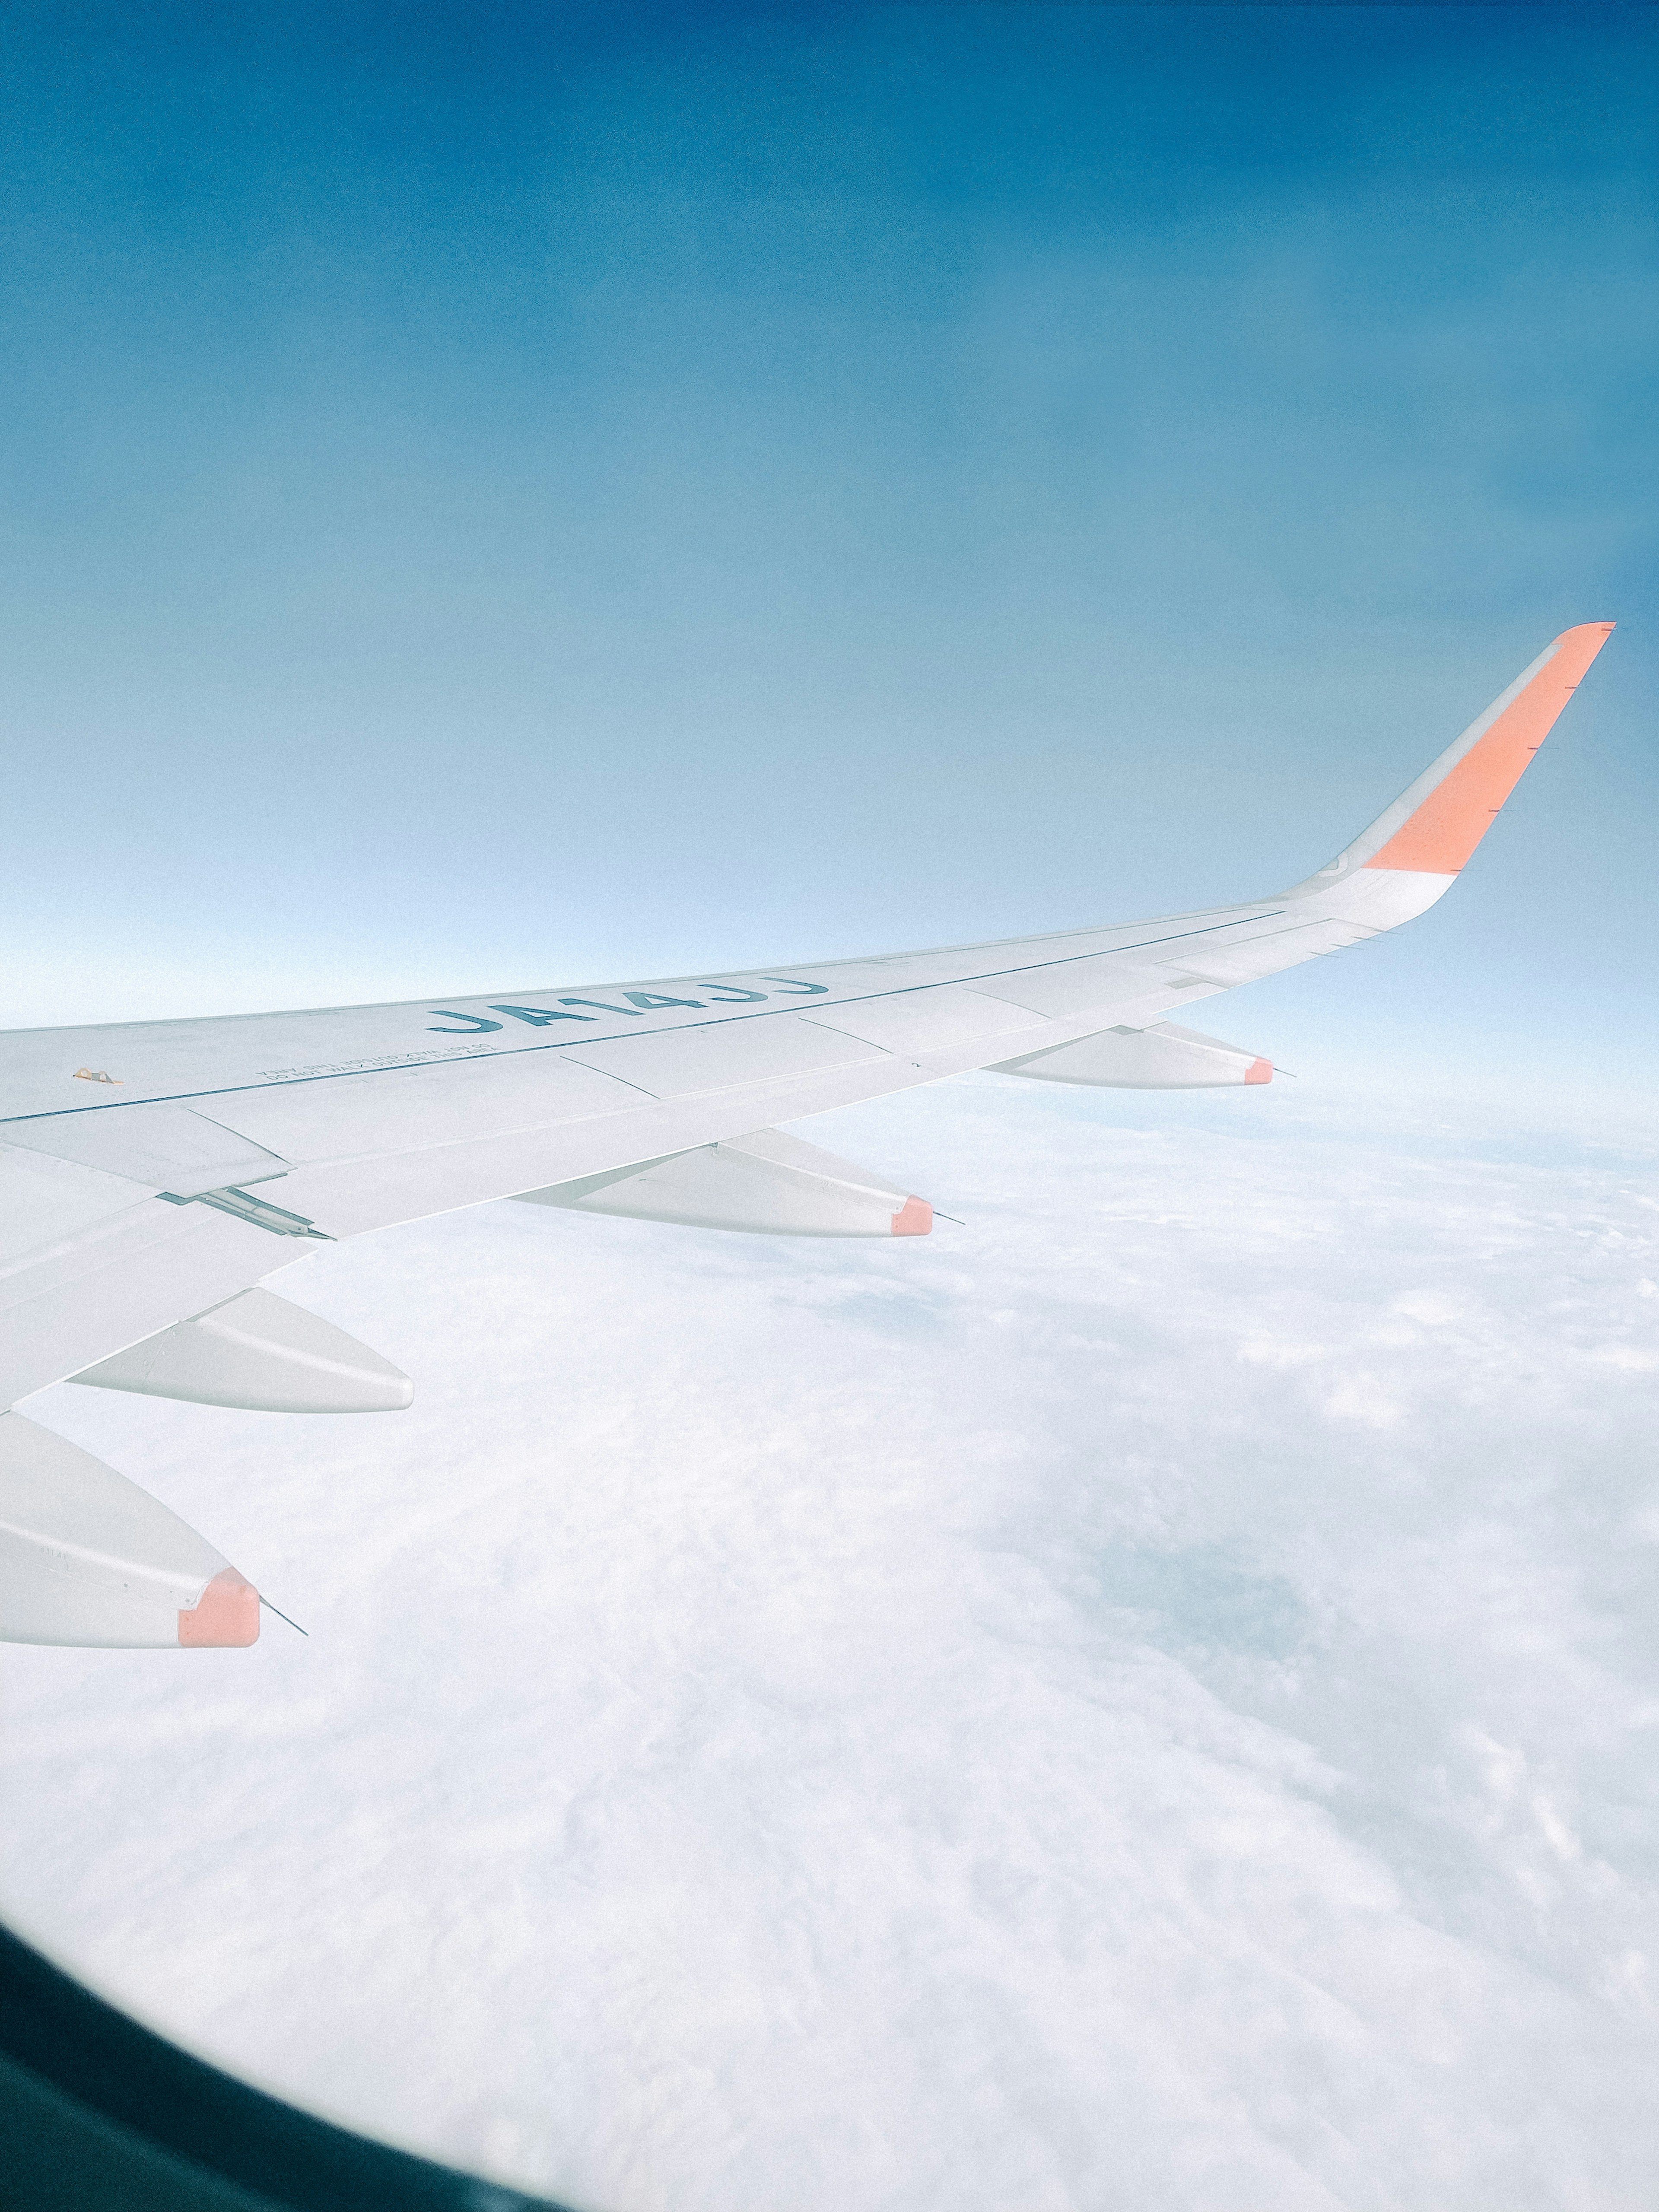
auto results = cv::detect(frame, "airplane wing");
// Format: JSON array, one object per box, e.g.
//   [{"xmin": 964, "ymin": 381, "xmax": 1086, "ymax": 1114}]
[{"xmin": 0, "ymin": 622, "xmax": 1615, "ymax": 1647}]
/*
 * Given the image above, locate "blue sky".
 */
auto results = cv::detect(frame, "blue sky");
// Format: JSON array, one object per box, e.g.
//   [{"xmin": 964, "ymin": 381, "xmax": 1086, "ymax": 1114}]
[{"xmin": 2, "ymin": 2, "xmax": 1655, "ymax": 1121}]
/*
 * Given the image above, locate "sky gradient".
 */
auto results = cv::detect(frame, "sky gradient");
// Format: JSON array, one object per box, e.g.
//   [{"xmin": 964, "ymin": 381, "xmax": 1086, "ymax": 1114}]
[{"xmin": 2, "ymin": 3, "xmax": 1655, "ymax": 1130}]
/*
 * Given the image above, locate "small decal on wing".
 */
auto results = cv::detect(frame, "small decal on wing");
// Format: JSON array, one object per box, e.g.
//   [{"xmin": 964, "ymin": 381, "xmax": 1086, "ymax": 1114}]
[{"xmin": 73, "ymin": 1068, "xmax": 120, "ymax": 1084}]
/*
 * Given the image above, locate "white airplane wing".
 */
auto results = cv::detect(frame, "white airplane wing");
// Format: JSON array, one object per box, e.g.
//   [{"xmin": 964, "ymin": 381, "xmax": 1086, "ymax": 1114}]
[{"xmin": 0, "ymin": 623, "xmax": 1615, "ymax": 1647}]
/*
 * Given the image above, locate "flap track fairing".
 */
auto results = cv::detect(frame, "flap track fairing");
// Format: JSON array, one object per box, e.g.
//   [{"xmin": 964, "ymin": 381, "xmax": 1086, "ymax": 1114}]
[
  {"xmin": 0, "ymin": 1414, "xmax": 259, "ymax": 1647},
  {"xmin": 992, "ymin": 1021, "xmax": 1272, "ymax": 1090},
  {"xmin": 70, "ymin": 1288, "xmax": 413, "ymax": 1414},
  {"xmin": 516, "ymin": 1127, "xmax": 933, "ymax": 1238}
]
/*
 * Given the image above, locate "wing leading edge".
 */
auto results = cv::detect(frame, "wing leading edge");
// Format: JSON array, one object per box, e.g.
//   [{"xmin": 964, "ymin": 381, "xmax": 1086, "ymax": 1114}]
[{"xmin": 0, "ymin": 624, "xmax": 1614, "ymax": 1644}]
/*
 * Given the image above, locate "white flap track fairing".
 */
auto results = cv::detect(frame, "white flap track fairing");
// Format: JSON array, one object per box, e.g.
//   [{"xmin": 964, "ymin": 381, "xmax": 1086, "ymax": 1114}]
[
  {"xmin": 995, "ymin": 1021, "xmax": 1272, "ymax": 1089},
  {"xmin": 0, "ymin": 1414, "xmax": 259, "ymax": 1648},
  {"xmin": 518, "ymin": 1128, "xmax": 932, "ymax": 1238},
  {"xmin": 71, "ymin": 1288, "xmax": 413, "ymax": 1414}
]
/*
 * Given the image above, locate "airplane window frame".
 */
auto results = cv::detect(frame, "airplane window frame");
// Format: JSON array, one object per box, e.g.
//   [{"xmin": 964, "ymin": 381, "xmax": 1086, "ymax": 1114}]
[{"xmin": 0, "ymin": 1919, "xmax": 572, "ymax": 2212}]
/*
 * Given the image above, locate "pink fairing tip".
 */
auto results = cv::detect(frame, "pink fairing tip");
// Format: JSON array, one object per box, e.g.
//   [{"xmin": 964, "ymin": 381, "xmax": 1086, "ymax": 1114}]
[{"xmin": 178, "ymin": 1570, "xmax": 261, "ymax": 1648}]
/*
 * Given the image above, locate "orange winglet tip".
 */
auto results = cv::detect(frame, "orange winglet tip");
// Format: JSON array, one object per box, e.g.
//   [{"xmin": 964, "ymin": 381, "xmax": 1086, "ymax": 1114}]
[
  {"xmin": 891, "ymin": 1196, "xmax": 933, "ymax": 1236},
  {"xmin": 1365, "ymin": 621, "xmax": 1616, "ymax": 875},
  {"xmin": 1244, "ymin": 1058, "xmax": 1273, "ymax": 1084},
  {"xmin": 178, "ymin": 1569, "xmax": 261, "ymax": 1647}
]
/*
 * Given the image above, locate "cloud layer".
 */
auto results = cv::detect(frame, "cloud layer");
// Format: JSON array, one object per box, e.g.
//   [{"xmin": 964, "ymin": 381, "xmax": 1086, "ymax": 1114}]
[{"xmin": 3, "ymin": 1076, "xmax": 1657, "ymax": 2210}]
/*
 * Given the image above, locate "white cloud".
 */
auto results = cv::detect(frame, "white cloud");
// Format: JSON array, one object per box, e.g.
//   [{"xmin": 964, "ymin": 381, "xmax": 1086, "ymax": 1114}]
[{"xmin": 2, "ymin": 1076, "xmax": 1657, "ymax": 2210}]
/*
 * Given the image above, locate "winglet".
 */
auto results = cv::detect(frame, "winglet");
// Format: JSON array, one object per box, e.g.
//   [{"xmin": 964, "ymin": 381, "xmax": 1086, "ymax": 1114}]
[
  {"xmin": 1365, "ymin": 623, "xmax": 1614, "ymax": 874},
  {"xmin": 1305, "ymin": 623, "xmax": 1615, "ymax": 887}
]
